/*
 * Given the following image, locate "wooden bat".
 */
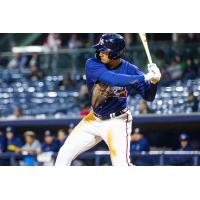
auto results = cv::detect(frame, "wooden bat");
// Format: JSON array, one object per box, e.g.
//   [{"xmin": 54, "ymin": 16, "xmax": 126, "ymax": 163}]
[
  {"xmin": 139, "ymin": 33, "xmax": 153, "ymax": 64},
  {"xmin": 139, "ymin": 33, "xmax": 160, "ymax": 84}
]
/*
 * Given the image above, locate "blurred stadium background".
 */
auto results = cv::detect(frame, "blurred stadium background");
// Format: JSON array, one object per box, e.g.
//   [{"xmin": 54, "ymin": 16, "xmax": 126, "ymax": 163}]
[{"xmin": 0, "ymin": 33, "xmax": 199, "ymax": 166}]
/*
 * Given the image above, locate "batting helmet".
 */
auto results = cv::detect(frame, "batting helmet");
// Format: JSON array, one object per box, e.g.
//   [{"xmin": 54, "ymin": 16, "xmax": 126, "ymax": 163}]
[{"xmin": 93, "ymin": 33, "xmax": 125, "ymax": 60}]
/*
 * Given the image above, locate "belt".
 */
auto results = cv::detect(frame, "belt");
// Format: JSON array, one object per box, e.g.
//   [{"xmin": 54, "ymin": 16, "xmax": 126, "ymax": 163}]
[{"xmin": 93, "ymin": 107, "xmax": 128, "ymax": 120}]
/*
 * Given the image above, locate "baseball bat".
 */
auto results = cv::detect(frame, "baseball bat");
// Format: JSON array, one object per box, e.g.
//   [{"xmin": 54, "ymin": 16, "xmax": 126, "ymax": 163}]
[{"xmin": 139, "ymin": 33, "xmax": 153, "ymax": 64}]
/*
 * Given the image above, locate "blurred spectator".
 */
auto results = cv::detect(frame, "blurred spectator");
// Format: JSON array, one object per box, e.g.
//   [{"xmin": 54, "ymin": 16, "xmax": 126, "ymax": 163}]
[
  {"xmin": 186, "ymin": 92, "xmax": 199, "ymax": 112},
  {"xmin": 7, "ymin": 106, "xmax": 23, "ymax": 119},
  {"xmin": 130, "ymin": 128, "xmax": 150, "ymax": 152},
  {"xmin": 167, "ymin": 133, "xmax": 194, "ymax": 166},
  {"xmin": 43, "ymin": 33, "xmax": 61, "ymax": 72},
  {"xmin": 19, "ymin": 54, "xmax": 29, "ymax": 69},
  {"xmin": 27, "ymin": 64, "xmax": 44, "ymax": 80},
  {"xmin": 20, "ymin": 131, "xmax": 41, "ymax": 166},
  {"xmin": 184, "ymin": 33, "xmax": 198, "ymax": 43},
  {"xmin": 124, "ymin": 33, "xmax": 133, "ymax": 48},
  {"xmin": 8, "ymin": 41, "xmax": 28, "ymax": 69},
  {"xmin": 0, "ymin": 130, "xmax": 7, "ymax": 153},
  {"xmin": 154, "ymin": 49, "xmax": 165, "ymax": 67},
  {"xmin": 153, "ymin": 49, "xmax": 167, "ymax": 80},
  {"xmin": 44, "ymin": 33, "xmax": 61, "ymax": 52},
  {"xmin": 21, "ymin": 131, "xmax": 41, "ymax": 155},
  {"xmin": 183, "ymin": 58, "xmax": 198, "ymax": 79},
  {"xmin": 166, "ymin": 58, "xmax": 183, "ymax": 80},
  {"xmin": 77, "ymin": 85, "xmax": 90, "ymax": 117},
  {"xmin": 0, "ymin": 53, "xmax": 9, "ymax": 67},
  {"xmin": 67, "ymin": 33, "xmax": 82, "ymax": 49},
  {"xmin": 0, "ymin": 130, "xmax": 7, "ymax": 165},
  {"xmin": 58, "ymin": 72, "xmax": 75, "ymax": 90},
  {"xmin": 5, "ymin": 127, "xmax": 22, "ymax": 153},
  {"xmin": 130, "ymin": 128, "xmax": 150, "ymax": 166},
  {"xmin": 57, "ymin": 129, "xmax": 68, "ymax": 147},
  {"xmin": 178, "ymin": 133, "xmax": 192, "ymax": 151},
  {"xmin": 68, "ymin": 123, "xmax": 75, "ymax": 134},
  {"xmin": 41, "ymin": 130, "xmax": 60, "ymax": 153},
  {"xmin": 7, "ymin": 53, "xmax": 21, "ymax": 69},
  {"xmin": 37, "ymin": 130, "xmax": 59, "ymax": 165},
  {"xmin": 29, "ymin": 53, "xmax": 39, "ymax": 68},
  {"xmin": 139, "ymin": 100, "xmax": 154, "ymax": 114}
]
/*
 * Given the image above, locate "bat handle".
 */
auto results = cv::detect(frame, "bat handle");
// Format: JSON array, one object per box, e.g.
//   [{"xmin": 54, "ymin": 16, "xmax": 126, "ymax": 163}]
[{"xmin": 147, "ymin": 53, "xmax": 153, "ymax": 64}]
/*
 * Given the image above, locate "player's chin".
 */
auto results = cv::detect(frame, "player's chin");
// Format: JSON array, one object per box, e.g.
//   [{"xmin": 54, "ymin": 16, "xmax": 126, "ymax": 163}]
[
  {"xmin": 100, "ymin": 59, "xmax": 109, "ymax": 64},
  {"xmin": 100, "ymin": 59, "xmax": 106, "ymax": 63}
]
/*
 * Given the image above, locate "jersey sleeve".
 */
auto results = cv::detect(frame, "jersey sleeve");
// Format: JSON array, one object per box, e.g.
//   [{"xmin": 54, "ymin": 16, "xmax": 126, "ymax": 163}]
[
  {"xmin": 127, "ymin": 64, "xmax": 158, "ymax": 101},
  {"xmin": 86, "ymin": 59, "xmax": 144, "ymax": 86}
]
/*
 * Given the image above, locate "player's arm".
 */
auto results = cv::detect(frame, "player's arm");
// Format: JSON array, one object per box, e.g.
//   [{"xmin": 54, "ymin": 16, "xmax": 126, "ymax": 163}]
[
  {"xmin": 98, "ymin": 71, "xmax": 145, "ymax": 86},
  {"xmin": 133, "ymin": 81, "xmax": 157, "ymax": 101},
  {"xmin": 86, "ymin": 59, "xmax": 145, "ymax": 86},
  {"xmin": 128, "ymin": 64, "xmax": 158, "ymax": 101}
]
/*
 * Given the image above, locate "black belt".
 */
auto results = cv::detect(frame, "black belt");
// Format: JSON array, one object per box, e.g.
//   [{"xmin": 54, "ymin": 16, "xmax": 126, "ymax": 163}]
[{"xmin": 93, "ymin": 107, "xmax": 128, "ymax": 120}]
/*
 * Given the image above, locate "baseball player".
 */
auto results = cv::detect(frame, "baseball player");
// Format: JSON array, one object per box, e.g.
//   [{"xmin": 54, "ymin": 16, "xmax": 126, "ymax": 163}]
[{"xmin": 55, "ymin": 33, "xmax": 161, "ymax": 166}]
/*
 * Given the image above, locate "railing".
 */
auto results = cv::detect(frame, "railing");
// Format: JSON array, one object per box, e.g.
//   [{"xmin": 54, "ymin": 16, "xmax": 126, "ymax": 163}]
[
  {"xmin": 79, "ymin": 151, "xmax": 200, "ymax": 166},
  {"xmin": 131, "ymin": 151, "xmax": 200, "ymax": 166},
  {"xmin": 0, "ymin": 151, "xmax": 200, "ymax": 166}
]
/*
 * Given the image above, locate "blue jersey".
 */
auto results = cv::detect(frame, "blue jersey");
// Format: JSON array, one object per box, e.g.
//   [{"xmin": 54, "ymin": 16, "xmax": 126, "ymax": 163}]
[
  {"xmin": 85, "ymin": 58, "xmax": 157, "ymax": 116},
  {"xmin": 130, "ymin": 138, "xmax": 150, "ymax": 152},
  {"xmin": 42, "ymin": 139, "xmax": 60, "ymax": 153}
]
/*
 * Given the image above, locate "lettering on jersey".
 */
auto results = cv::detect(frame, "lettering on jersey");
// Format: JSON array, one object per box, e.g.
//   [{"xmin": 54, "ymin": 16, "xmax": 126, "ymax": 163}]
[{"xmin": 110, "ymin": 86, "xmax": 127, "ymax": 98}]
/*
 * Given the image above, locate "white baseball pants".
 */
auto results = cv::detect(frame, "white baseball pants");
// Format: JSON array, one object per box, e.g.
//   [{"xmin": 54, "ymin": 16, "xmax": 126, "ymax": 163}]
[{"xmin": 55, "ymin": 110, "xmax": 132, "ymax": 166}]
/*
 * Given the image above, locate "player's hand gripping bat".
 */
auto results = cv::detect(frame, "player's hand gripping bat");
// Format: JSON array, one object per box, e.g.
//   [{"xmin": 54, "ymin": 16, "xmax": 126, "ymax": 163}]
[{"xmin": 139, "ymin": 33, "xmax": 160, "ymax": 84}]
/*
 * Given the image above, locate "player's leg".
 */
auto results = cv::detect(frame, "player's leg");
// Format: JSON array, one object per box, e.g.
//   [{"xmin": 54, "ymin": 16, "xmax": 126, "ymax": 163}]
[
  {"xmin": 55, "ymin": 121, "xmax": 102, "ymax": 166},
  {"xmin": 101, "ymin": 111, "xmax": 133, "ymax": 166}
]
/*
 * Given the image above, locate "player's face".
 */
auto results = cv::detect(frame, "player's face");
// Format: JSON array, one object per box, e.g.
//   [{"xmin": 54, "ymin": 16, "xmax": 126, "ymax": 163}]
[{"xmin": 99, "ymin": 52, "xmax": 112, "ymax": 64}]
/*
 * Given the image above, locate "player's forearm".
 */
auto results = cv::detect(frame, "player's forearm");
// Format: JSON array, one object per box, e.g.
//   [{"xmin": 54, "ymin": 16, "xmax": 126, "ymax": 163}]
[
  {"xmin": 99, "ymin": 72, "xmax": 144, "ymax": 86},
  {"xmin": 143, "ymin": 83, "xmax": 157, "ymax": 101}
]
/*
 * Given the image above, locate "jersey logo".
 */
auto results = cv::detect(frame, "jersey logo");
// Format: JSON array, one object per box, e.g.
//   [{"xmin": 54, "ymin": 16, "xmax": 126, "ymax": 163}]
[{"xmin": 110, "ymin": 86, "xmax": 127, "ymax": 98}]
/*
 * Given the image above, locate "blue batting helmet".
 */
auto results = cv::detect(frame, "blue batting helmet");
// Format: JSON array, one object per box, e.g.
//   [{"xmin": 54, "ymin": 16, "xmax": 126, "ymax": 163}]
[{"xmin": 93, "ymin": 33, "xmax": 125, "ymax": 60}]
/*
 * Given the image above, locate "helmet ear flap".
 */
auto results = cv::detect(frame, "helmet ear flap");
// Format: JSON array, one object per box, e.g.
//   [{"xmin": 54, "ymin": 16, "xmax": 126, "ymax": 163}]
[
  {"xmin": 108, "ymin": 52, "xmax": 117, "ymax": 60},
  {"xmin": 109, "ymin": 49, "xmax": 124, "ymax": 60}
]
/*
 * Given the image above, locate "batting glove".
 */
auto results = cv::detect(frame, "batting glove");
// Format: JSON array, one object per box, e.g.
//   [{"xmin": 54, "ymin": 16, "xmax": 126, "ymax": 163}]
[
  {"xmin": 147, "ymin": 63, "xmax": 161, "ymax": 76},
  {"xmin": 147, "ymin": 63, "xmax": 161, "ymax": 81},
  {"xmin": 144, "ymin": 71, "xmax": 156, "ymax": 82}
]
